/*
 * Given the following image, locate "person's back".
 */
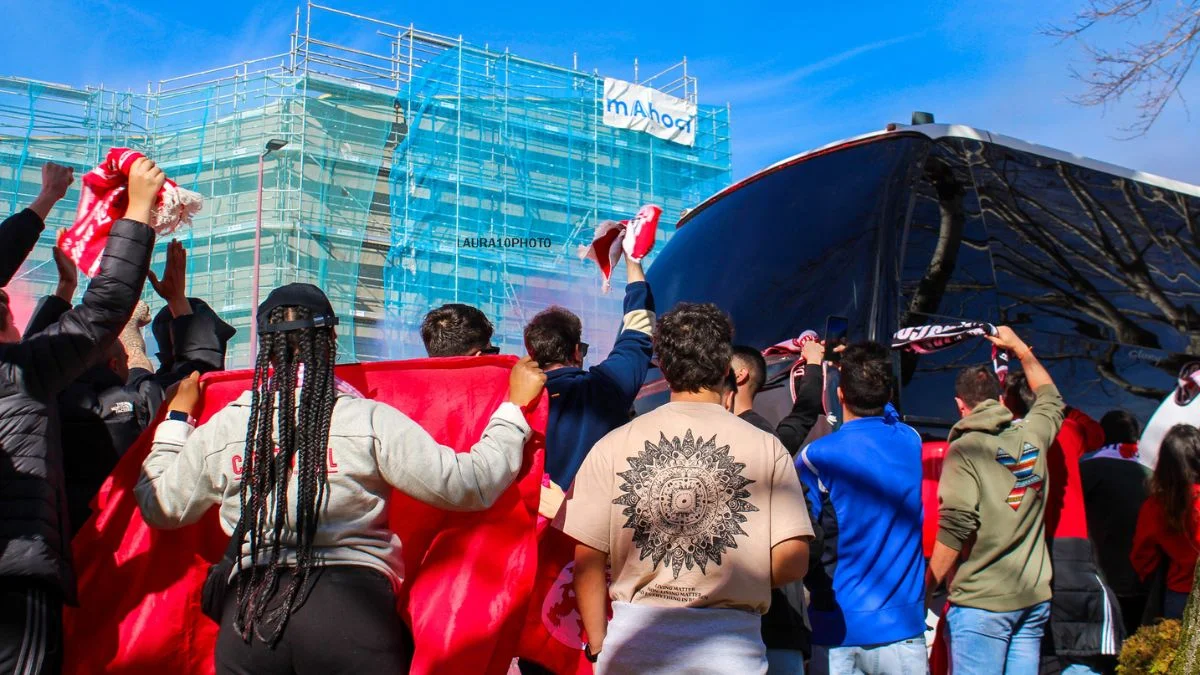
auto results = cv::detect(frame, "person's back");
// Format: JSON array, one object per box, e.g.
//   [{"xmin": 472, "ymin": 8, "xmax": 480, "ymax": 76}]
[
  {"xmin": 798, "ymin": 342, "xmax": 926, "ymax": 674},
  {"xmin": 558, "ymin": 303, "xmax": 812, "ymax": 674},
  {"xmin": 0, "ymin": 159, "xmax": 159, "ymax": 674},
  {"xmin": 527, "ymin": 254, "xmax": 653, "ymax": 488},
  {"xmin": 942, "ymin": 383, "xmax": 1062, "ymax": 609},
  {"xmin": 1130, "ymin": 424, "xmax": 1200, "ymax": 620},
  {"xmin": 136, "ymin": 283, "xmax": 546, "ymax": 673},
  {"xmin": 929, "ymin": 327, "xmax": 1065, "ymax": 675},
  {"xmin": 1081, "ymin": 410, "xmax": 1150, "ymax": 636}
]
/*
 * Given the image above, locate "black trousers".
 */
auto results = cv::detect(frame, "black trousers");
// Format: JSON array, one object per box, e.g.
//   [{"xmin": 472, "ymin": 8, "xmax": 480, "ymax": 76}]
[
  {"xmin": 0, "ymin": 581, "xmax": 62, "ymax": 675},
  {"xmin": 215, "ymin": 566, "xmax": 413, "ymax": 675}
]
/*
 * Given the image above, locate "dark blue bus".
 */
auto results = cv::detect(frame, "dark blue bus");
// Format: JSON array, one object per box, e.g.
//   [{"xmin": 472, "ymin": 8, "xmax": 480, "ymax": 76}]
[{"xmin": 638, "ymin": 123, "xmax": 1200, "ymax": 430}]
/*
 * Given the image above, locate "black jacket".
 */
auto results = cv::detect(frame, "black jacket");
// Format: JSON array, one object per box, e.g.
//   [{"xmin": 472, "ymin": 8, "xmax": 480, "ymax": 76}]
[
  {"xmin": 0, "ymin": 218, "xmax": 154, "ymax": 602},
  {"xmin": 25, "ymin": 295, "xmax": 234, "ymax": 538},
  {"xmin": 776, "ymin": 363, "xmax": 826, "ymax": 455},
  {"xmin": 0, "ymin": 209, "xmax": 48, "ymax": 288}
]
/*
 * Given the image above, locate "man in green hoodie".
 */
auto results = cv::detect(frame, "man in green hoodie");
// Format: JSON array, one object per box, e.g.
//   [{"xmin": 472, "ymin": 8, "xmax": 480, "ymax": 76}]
[{"xmin": 926, "ymin": 326, "xmax": 1065, "ymax": 675}]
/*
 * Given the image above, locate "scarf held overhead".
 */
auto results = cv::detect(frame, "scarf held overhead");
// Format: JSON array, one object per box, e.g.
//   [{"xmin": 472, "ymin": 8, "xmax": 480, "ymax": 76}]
[
  {"xmin": 891, "ymin": 321, "xmax": 1010, "ymax": 383},
  {"xmin": 578, "ymin": 204, "xmax": 661, "ymax": 290},
  {"xmin": 63, "ymin": 357, "xmax": 548, "ymax": 675},
  {"xmin": 60, "ymin": 148, "xmax": 203, "ymax": 277}
]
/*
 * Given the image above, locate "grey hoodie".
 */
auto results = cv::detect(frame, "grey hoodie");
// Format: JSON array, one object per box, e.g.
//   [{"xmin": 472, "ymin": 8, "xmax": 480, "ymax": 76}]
[{"xmin": 134, "ymin": 388, "xmax": 531, "ymax": 592}]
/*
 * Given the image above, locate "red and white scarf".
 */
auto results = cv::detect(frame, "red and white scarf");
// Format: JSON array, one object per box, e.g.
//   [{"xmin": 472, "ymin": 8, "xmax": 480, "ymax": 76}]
[
  {"xmin": 892, "ymin": 321, "xmax": 1010, "ymax": 384},
  {"xmin": 763, "ymin": 330, "xmax": 820, "ymax": 403},
  {"xmin": 578, "ymin": 204, "xmax": 661, "ymax": 291},
  {"xmin": 59, "ymin": 148, "xmax": 203, "ymax": 277}
]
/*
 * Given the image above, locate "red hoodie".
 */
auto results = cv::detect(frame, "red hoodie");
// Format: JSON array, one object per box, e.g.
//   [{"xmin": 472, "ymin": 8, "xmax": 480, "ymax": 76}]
[{"xmin": 1045, "ymin": 408, "xmax": 1106, "ymax": 540}]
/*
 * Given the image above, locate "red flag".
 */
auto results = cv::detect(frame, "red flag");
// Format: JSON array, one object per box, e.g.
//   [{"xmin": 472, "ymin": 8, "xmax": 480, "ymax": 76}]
[
  {"xmin": 516, "ymin": 527, "xmax": 594, "ymax": 675},
  {"xmin": 577, "ymin": 204, "xmax": 661, "ymax": 291},
  {"xmin": 65, "ymin": 356, "xmax": 547, "ymax": 674}
]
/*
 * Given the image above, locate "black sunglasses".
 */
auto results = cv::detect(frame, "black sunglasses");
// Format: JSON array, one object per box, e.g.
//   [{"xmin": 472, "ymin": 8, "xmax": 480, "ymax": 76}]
[{"xmin": 579, "ymin": 342, "xmax": 590, "ymax": 359}]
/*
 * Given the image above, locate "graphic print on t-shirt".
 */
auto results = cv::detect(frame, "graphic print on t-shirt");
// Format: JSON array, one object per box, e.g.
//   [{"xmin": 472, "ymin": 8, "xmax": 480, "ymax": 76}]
[
  {"xmin": 996, "ymin": 442, "xmax": 1043, "ymax": 510},
  {"xmin": 613, "ymin": 429, "xmax": 758, "ymax": 578}
]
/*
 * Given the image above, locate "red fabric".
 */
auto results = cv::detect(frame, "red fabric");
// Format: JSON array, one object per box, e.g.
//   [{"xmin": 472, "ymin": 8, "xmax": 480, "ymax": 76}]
[
  {"xmin": 922, "ymin": 441, "xmax": 949, "ymax": 559},
  {"xmin": 1044, "ymin": 409, "xmax": 1105, "ymax": 541},
  {"xmin": 60, "ymin": 147, "xmax": 200, "ymax": 277},
  {"xmin": 515, "ymin": 527, "xmax": 594, "ymax": 675},
  {"xmin": 64, "ymin": 356, "xmax": 548, "ymax": 674},
  {"xmin": 1131, "ymin": 486, "xmax": 1200, "ymax": 594},
  {"xmin": 578, "ymin": 205, "xmax": 661, "ymax": 289}
]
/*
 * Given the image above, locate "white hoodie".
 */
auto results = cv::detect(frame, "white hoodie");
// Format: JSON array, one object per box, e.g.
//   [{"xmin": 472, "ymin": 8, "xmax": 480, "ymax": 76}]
[{"xmin": 134, "ymin": 388, "xmax": 531, "ymax": 592}]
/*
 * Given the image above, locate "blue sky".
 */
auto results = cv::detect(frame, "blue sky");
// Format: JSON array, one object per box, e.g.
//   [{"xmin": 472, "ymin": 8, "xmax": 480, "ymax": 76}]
[{"xmin": 2, "ymin": 0, "xmax": 1197, "ymax": 183}]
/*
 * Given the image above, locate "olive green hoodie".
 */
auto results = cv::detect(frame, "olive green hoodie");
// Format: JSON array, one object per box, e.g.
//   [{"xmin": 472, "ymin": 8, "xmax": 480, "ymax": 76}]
[{"xmin": 937, "ymin": 384, "xmax": 1065, "ymax": 612}]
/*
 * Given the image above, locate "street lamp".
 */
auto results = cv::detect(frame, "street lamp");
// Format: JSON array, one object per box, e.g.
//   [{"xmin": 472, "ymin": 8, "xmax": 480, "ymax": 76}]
[{"xmin": 248, "ymin": 138, "xmax": 288, "ymax": 361}]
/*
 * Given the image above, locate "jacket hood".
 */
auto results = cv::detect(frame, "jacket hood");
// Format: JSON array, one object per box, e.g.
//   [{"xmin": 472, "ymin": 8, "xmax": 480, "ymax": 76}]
[
  {"xmin": 152, "ymin": 298, "xmax": 237, "ymax": 365},
  {"xmin": 948, "ymin": 399, "xmax": 1013, "ymax": 442}
]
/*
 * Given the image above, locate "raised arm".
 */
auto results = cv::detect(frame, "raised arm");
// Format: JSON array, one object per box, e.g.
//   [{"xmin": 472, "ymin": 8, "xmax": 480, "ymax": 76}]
[
  {"xmin": 374, "ymin": 357, "xmax": 544, "ymax": 511},
  {"xmin": 135, "ymin": 373, "xmax": 224, "ymax": 528},
  {"xmin": 0, "ymin": 163, "xmax": 74, "ymax": 287},
  {"xmin": 987, "ymin": 326, "xmax": 1064, "ymax": 448},
  {"xmin": 590, "ymin": 256, "xmax": 655, "ymax": 402},
  {"xmin": 777, "ymin": 340, "xmax": 826, "ymax": 455}
]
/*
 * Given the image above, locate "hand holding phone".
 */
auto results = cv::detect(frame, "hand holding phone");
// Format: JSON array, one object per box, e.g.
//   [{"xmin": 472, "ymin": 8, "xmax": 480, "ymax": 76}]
[{"xmin": 825, "ymin": 315, "xmax": 849, "ymax": 362}]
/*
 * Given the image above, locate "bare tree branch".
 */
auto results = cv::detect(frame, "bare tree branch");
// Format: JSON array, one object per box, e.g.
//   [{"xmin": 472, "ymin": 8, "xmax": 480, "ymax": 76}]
[{"xmin": 1048, "ymin": 0, "xmax": 1200, "ymax": 135}]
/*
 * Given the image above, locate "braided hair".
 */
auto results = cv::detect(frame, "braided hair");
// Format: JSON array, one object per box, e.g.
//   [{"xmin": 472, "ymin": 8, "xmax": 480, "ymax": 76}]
[{"xmin": 234, "ymin": 304, "xmax": 337, "ymax": 645}]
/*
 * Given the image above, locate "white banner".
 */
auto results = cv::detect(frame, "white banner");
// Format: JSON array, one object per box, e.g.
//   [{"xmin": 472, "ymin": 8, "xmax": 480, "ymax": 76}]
[{"xmin": 602, "ymin": 78, "xmax": 697, "ymax": 146}]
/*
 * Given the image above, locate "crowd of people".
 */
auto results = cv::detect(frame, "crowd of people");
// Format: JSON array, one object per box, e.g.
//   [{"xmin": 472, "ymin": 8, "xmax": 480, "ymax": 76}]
[{"xmin": 0, "ymin": 158, "xmax": 1195, "ymax": 675}]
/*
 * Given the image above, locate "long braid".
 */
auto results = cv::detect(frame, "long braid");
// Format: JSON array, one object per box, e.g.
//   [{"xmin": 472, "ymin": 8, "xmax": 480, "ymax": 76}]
[{"xmin": 233, "ymin": 305, "xmax": 337, "ymax": 645}]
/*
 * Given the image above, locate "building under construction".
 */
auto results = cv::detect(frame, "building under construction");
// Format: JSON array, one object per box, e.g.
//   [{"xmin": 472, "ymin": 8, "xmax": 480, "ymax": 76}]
[{"xmin": 0, "ymin": 3, "xmax": 732, "ymax": 366}]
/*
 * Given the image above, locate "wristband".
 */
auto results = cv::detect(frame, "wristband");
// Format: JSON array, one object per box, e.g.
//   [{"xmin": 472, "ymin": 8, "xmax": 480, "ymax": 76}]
[
  {"xmin": 167, "ymin": 410, "xmax": 195, "ymax": 426},
  {"xmin": 583, "ymin": 643, "xmax": 601, "ymax": 663}
]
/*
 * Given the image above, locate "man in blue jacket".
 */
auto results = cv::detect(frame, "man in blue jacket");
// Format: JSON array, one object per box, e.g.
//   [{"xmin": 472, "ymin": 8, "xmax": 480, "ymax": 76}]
[
  {"xmin": 797, "ymin": 341, "xmax": 927, "ymax": 675},
  {"xmin": 522, "ymin": 252, "xmax": 653, "ymax": 490}
]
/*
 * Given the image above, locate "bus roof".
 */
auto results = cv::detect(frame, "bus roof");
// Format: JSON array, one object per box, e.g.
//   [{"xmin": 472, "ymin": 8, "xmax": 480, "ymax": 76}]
[{"xmin": 677, "ymin": 123, "xmax": 1200, "ymax": 228}]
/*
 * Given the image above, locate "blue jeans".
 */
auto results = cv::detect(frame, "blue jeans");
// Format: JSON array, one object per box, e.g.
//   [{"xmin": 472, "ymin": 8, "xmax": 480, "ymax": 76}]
[
  {"xmin": 947, "ymin": 601, "xmax": 1050, "ymax": 675},
  {"xmin": 809, "ymin": 637, "xmax": 927, "ymax": 675}
]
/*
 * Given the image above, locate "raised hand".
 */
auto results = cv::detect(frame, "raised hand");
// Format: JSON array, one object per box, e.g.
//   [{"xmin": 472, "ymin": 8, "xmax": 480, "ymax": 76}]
[
  {"xmin": 29, "ymin": 163, "xmax": 75, "ymax": 220},
  {"xmin": 126, "ymin": 157, "xmax": 166, "ymax": 225},
  {"xmin": 801, "ymin": 339, "xmax": 825, "ymax": 365},
  {"xmin": 984, "ymin": 326, "xmax": 1030, "ymax": 357},
  {"xmin": 52, "ymin": 232, "xmax": 78, "ymax": 302},
  {"xmin": 148, "ymin": 240, "xmax": 191, "ymax": 317}
]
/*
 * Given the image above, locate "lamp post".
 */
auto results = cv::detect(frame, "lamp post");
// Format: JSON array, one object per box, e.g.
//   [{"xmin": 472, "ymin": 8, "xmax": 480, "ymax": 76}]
[{"xmin": 248, "ymin": 138, "xmax": 288, "ymax": 362}]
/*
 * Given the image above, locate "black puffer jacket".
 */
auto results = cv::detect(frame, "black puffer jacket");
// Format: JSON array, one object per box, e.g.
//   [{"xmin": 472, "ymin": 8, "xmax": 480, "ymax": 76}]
[
  {"xmin": 24, "ymin": 295, "xmax": 234, "ymax": 537},
  {"xmin": 0, "ymin": 218, "xmax": 154, "ymax": 602}
]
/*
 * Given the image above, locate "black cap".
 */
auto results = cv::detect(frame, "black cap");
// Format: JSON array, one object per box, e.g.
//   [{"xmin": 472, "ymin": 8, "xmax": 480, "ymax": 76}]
[{"xmin": 257, "ymin": 283, "xmax": 339, "ymax": 334}]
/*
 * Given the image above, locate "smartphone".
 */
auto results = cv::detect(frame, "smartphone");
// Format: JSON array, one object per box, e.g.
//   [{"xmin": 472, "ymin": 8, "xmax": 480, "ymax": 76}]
[{"xmin": 825, "ymin": 315, "xmax": 849, "ymax": 362}]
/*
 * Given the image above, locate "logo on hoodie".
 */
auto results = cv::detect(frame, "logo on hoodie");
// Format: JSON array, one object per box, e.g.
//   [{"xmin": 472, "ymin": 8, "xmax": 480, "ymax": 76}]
[{"xmin": 996, "ymin": 443, "xmax": 1042, "ymax": 510}]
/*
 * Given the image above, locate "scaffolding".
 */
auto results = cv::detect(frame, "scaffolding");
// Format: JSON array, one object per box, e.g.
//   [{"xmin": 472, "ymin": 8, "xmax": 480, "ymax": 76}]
[{"xmin": 0, "ymin": 2, "xmax": 733, "ymax": 366}]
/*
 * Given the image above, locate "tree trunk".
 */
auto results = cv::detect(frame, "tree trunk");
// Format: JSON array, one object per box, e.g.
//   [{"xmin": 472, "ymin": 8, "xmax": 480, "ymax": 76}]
[{"xmin": 1170, "ymin": 557, "xmax": 1200, "ymax": 674}]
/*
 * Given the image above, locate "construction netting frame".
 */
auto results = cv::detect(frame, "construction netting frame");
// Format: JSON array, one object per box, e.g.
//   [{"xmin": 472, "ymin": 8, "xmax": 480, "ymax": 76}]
[{"xmin": 0, "ymin": 2, "xmax": 733, "ymax": 367}]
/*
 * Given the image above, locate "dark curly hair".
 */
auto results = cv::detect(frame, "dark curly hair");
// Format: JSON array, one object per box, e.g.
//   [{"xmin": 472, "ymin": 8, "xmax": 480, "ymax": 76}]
[{"xmin": 654, "ymin": 303, "xmax": 733, "ymax": 393}]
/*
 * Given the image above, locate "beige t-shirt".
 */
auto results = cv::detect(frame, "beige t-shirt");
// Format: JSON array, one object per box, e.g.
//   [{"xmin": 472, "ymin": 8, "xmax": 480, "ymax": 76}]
[{"xmin": 558, "ymin": 401, "xmax": 813, "ymax": 615}]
